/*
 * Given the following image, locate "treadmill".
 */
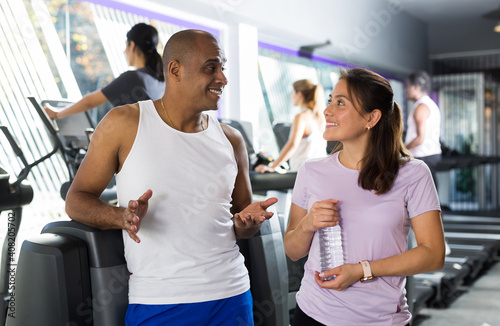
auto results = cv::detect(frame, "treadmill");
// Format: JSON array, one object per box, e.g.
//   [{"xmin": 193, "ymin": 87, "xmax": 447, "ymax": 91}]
[
  {"xmin": 442, "ymin": 214, "xmax": 500, "ymax": 272},
  {"xmin": 414, "ymin": 212, "xmax": 500, "ymax": 308},
  {"xmin": 27, "ymin": 97, "xmax": 116, "ymax": 203}
]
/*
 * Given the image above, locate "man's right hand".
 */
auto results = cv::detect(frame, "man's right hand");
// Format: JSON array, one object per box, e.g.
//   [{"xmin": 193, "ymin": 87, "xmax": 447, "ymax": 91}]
[{"xmin": 124, "ymin": 189, "xmax": 153, "ymax": 243}]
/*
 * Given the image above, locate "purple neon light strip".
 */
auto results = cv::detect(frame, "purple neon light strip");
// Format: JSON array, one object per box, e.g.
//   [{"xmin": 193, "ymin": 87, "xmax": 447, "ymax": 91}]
[
  {"xmin": 81, "ymin": 0, "xmax": 220, "ymax": 37},
  {"xmin": 258, "ymin": 41, "xmax": 404, "ymax": 83},
  {"xmin": 258, "ymin": 41, "xmax": 350, "ymax": 68}
]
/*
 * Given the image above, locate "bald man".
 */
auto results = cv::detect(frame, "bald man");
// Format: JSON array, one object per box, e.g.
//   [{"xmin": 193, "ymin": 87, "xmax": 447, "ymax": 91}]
[{"xmin": 66, "ymin": 29, "xmax": 277, "ymax": 325}]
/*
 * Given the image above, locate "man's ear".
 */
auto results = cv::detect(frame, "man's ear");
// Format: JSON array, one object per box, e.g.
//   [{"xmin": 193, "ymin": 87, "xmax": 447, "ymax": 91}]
[{"xmin": 168, "ymin": 60, "xmax": 181, "ymax": 81}]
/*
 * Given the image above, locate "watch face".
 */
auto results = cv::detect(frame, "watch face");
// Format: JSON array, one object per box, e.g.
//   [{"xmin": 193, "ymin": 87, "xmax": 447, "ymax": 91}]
[{"xmin": 360, "ymin": 276, "xmax": 375, "ymax": 283}]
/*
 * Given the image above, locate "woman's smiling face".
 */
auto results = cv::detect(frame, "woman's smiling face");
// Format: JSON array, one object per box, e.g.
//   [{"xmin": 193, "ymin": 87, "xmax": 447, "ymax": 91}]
[{"xmin": 323, "ymin": 79, "xmax": 369, "ymax": 143}]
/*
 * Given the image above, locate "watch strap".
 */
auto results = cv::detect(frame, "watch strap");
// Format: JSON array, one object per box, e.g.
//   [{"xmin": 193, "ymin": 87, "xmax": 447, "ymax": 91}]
[{"xmin": 359, "ymin": 260, "xmax": 374, "ymax": 282}]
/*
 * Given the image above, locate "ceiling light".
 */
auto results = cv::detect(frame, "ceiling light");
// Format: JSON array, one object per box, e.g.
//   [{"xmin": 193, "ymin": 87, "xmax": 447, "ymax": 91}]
[{"xmin": 494, "ymin": 21, "xmax": 500, "ymax": 32}]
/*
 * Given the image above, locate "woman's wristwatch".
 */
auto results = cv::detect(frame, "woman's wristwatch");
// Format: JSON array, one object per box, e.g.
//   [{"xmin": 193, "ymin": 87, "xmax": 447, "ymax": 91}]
[{"xmin": 359, "ymin": 260, "xmax": 375, "ymax": 283}]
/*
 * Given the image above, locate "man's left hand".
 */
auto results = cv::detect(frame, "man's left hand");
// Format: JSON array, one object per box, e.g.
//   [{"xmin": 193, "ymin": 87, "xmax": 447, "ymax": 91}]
[{"xmin": 234, "ymin": 197, "xmax": 278, "ymax": 238}]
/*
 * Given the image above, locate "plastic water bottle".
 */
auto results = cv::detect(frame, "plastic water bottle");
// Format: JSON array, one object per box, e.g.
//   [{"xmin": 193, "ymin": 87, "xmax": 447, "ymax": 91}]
[{"xmin": 319, "ymin": 224, "xmax": 344, "ymax": 281}]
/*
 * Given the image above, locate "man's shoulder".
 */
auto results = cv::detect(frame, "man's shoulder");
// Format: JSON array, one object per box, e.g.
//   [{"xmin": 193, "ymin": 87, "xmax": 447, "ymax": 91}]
[
  {"xmin": 414, "ymin": 102, "xmax": 431, "ymax": 118},
  {"xmin": 90, "ymin": 103, "xmax": 141, "ymax": 159},
  {"xmin": 219, "ymin": 122, "xmax": 245, "ymax": 149},
  {"xmin": 218, "ymin": 121, "xmax": 238, "ymax": 136},
  {"xmin": 98, "ymin": 102, "xmax": 141, "ymax": 131}
]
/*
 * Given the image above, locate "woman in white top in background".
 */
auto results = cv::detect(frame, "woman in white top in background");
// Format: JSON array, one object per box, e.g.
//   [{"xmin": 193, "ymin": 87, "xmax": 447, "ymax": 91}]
[{"xmin": 255, "ymin": 79, "xmax": 327, "ymax": 173}]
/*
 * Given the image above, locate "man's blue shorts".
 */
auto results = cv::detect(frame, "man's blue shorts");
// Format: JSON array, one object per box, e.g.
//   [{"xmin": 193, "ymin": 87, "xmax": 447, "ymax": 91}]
[{"xmin": 125, "ymin": 289, "xmax": 253, "ymax": 326}]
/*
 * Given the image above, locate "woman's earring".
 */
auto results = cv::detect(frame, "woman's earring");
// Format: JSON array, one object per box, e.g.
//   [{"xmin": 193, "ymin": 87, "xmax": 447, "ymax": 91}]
[{"xmin": 367, "ymin": 125, "xmax": 372, "ymax": 130}]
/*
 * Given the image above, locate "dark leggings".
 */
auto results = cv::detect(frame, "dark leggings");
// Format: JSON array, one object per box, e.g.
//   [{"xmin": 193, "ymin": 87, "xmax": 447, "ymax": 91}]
[{"xmin": 292, "ymin": 305, "xmax": 325, "ymax": 326}]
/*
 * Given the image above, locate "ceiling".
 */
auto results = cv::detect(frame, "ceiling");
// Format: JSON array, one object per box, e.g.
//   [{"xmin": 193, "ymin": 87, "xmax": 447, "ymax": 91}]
[
  {"xmin": 397, "ymin": 0, "xmax": 500, "ymax": 61},
  {"xmin": 399, "ymin": 0, "xmax": 500, "ymax": 24}
]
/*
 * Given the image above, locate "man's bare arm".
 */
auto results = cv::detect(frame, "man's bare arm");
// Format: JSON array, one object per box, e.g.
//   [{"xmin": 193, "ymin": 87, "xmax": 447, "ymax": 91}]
[
  {"xmin": 65, "ymin": 104, "xmax": 149, "ymax": 242},
  {"xmin": 221, "ymin": 123, "xmax": 278, "ymax": 238},
  {"xmin": 406, "ymin": 103, "xmax": 430, "ymax": 149}
]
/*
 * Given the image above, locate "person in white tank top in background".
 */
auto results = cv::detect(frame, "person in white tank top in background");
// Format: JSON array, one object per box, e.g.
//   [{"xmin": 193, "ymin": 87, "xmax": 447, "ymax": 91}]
[
  {"xmin": 404, "ymin": 70, "xmax": 442, "ymax": 187},
  {"xmin": 405, "ymin": 71, "xmax": 451, "ymax": 257},
  {"xmin": 254, "ymin": 79, "xmax": 327, "ymax": 173},
  {"xmin": 65, "ymin": 29, "xmax": 278, "ymax": 326}
]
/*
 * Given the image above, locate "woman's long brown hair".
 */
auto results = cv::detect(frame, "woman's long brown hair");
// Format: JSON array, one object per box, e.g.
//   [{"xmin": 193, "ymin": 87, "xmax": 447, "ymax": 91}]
[{"xmin": 332, "ymin": 68, "xmax": 410, "ymax": 195}]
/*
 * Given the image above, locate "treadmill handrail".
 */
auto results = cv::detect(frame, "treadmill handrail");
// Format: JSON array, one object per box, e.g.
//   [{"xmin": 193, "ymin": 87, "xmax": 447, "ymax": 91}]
[
  {"xmin": 0, "ymin": 125, "xmax": 58, "ymax": 188},
  {"xmin": 28, "ymin": 96, "xmax": 59, "ymax": 135},
  {"xmin": 249, "ymin": 171, "xmax": 297, "ymax": 192}
]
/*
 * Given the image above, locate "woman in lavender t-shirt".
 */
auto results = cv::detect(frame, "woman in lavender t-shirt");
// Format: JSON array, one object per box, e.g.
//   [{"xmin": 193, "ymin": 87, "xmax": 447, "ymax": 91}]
[{"xmin": 284, "ymin": 68, "xmax": 446, "ymax": 326}]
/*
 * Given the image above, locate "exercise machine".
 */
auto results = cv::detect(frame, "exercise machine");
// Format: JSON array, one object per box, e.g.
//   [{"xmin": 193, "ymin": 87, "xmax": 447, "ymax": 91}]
[
  {"xmin": 28, "ymin": 97, "xmax": 116, "ymax": 203},
  {"xmin": 6, "ymin": 221, "xmax": 128, "ymax": 326},
  {"xmin": 0, "ymin": 125, "xmax": 45, "ymax": 325}
]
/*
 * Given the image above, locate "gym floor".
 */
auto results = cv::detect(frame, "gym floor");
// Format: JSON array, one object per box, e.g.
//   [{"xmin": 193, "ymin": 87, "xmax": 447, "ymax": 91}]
[
  {"xmin": 4, "ymin": 192, "xmax": 500, "ymax": 326},
  {"xmin": 414, "ymin": 262, "xmax": 500, "ymax": 326}
]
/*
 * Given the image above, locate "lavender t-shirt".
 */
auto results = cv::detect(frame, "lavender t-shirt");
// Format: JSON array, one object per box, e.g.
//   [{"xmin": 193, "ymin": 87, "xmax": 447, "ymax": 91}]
[{"xmin": 292, "ymin": 152, "xmax": 440, "ymax": 326}]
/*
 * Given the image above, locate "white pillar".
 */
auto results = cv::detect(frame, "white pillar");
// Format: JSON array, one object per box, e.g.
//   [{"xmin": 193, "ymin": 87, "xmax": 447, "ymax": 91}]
[{"xmin": 223, "ymin": 23, "xmax": 260, "ymax": 148}]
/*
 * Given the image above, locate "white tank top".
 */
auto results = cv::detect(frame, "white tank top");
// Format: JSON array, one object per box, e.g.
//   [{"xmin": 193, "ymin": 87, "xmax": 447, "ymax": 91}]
[
  {"xmin": 289, "ymin": 113, "xmax": 327, "ymax": 171},
  {"xmin": 116, "ymin": 100, "xmax": 249, "ymax": 304},
  {"xmin": 405, "ymin": 95, "xmax": 441, "ymax": 157}
]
